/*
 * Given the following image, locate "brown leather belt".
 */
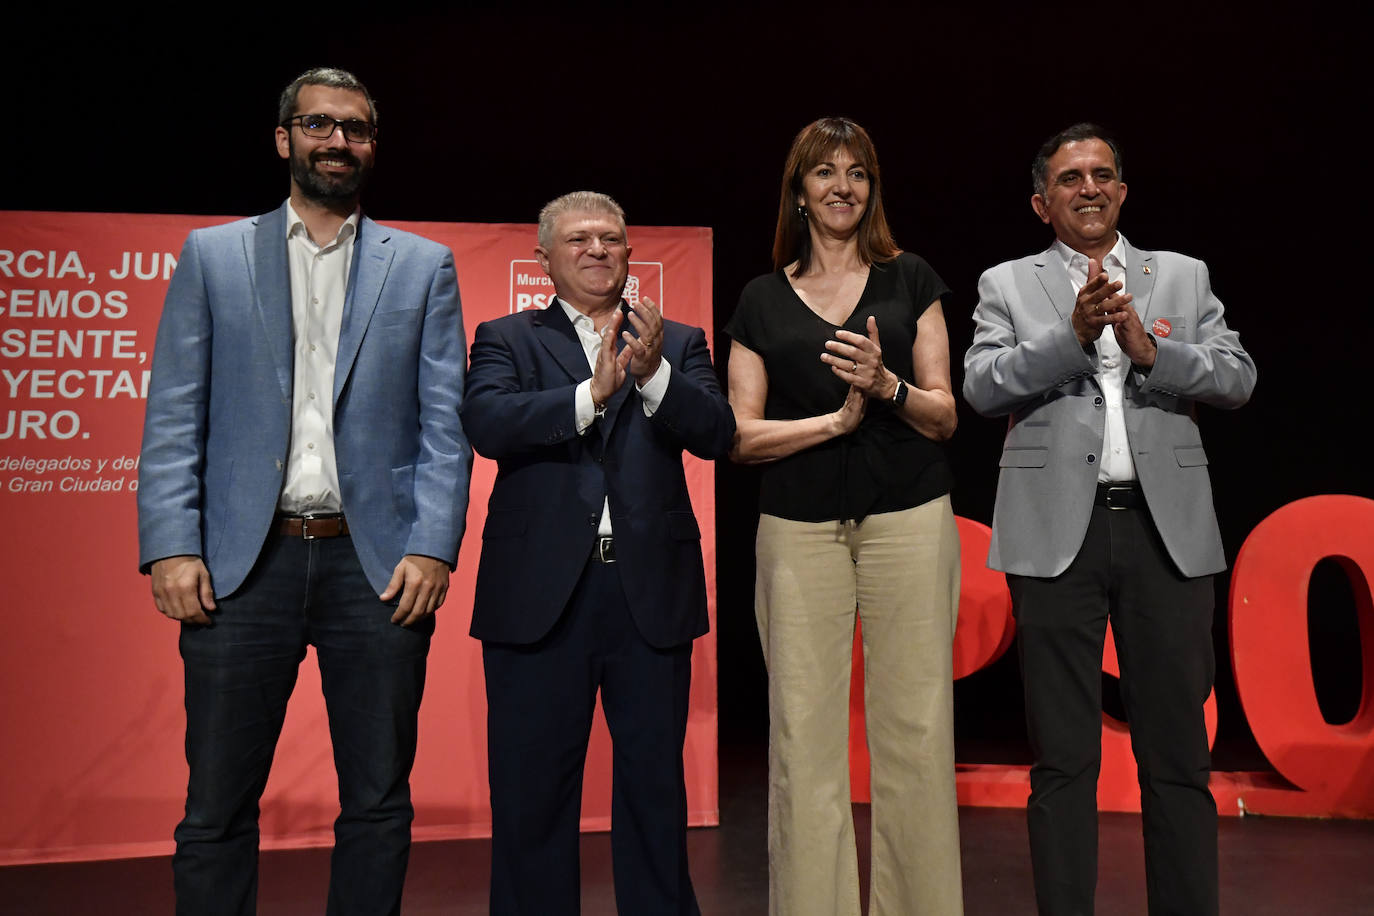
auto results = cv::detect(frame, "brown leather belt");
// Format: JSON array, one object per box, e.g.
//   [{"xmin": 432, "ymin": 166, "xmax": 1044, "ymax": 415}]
[{"xmin": 277, "ymin": 514, "xmax": 350, "ymax": 539}]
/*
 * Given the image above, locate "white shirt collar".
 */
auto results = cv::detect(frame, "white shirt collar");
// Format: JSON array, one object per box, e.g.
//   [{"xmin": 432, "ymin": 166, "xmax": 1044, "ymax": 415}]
[
  {"xmin": 284, "ymin": 200, "xmax": 361, "ymax": 247},
  {"xmin": 557, "ymin": 296, "xmax": 596, "ymax": 331},
  {"xmin": 1051, "ymin": 233, "xmax": 1127, "ymax": 276}
]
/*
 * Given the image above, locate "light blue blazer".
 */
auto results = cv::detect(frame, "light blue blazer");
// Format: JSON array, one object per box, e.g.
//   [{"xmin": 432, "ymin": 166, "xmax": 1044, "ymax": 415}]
[
  {"xmin": 963, "ymin": 240, "xmax": 1256, "ymax": 579},
  {"xmin": 138, "ymin": 203, "xmax": 471, "ymax": 596}
]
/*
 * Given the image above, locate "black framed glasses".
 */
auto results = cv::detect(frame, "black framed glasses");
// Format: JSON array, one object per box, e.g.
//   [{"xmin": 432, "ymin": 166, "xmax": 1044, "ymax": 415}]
[{"xmin": 281, "ymin": 114, "xmax": 377, "ymax": 143}]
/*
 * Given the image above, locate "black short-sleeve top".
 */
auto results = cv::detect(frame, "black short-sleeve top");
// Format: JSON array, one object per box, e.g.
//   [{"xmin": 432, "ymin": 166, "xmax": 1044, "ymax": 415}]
[{"xmin": 725, "ymin": 252, "xmax": 954, "ymax": 523}]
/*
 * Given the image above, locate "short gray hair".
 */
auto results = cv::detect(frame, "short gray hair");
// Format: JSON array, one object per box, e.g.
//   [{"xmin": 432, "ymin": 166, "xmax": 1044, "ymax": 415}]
[
  {"xmin": 537, "ymin": 191, "xmax": 626, "ymax": 249},
  {"xmin": 1031, "ymin": 123, "xmax": 1122, "ymax": 198},
  {"xmin": 278, "ymin": 67, "xmax": 378, "ymax": 126}
]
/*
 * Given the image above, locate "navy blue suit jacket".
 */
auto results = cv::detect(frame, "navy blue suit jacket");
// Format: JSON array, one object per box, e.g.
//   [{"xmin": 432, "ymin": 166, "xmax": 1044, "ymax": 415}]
[{"xmin": 462, "ymin": 302, "xmax": 733, "ymax": 648}]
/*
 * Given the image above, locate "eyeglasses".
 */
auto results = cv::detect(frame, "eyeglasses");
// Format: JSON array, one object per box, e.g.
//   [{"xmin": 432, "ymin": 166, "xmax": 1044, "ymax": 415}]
[{"xmin": 281, "ymin": 114, "xmax": 377, "ymax": 143}]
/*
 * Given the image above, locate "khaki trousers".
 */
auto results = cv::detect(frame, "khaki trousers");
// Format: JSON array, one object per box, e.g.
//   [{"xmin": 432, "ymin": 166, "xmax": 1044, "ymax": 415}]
[{"xmin": 755, "ymin": 496, "xmax": 964, "ymax": 915}]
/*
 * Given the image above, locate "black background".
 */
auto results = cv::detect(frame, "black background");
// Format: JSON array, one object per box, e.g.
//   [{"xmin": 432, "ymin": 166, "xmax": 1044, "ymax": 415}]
[{"xmin": 6, "ymin": 6, "xmax": 1368, "ymax": 773}]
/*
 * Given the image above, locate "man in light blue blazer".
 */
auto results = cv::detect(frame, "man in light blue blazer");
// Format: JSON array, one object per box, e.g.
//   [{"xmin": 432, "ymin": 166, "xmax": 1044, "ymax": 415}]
[
  {"xmin": 964, "ymin": 124, "xmax": 1255, "ymax": 916},
  {"xmin": 137, "ymin": 67, "xmax": 470, "ymax": 916}
]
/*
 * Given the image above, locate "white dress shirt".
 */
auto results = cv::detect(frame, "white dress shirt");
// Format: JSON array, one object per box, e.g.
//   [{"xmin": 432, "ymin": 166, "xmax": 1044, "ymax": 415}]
[
  {"xmin": 278, "ymin": 202, "xmax": 360, "ymax": 514},
  {"xmin": 1053, "ymin": 234, "xmax": 1137, "ymax": 483},
  {"xmin": 558, "ymin": 297, "xmax": 671, "ymax": 535}
]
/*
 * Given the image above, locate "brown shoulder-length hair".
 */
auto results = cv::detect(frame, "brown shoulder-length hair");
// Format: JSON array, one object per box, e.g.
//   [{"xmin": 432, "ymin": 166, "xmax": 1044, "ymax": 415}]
[{"xmin": 772, "ymin": 117, "xmax": 900, "ymax": 276}]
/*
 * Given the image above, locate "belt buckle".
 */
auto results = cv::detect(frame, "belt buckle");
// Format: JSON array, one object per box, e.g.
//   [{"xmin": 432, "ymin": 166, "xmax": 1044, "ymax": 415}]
[
  {"xmin": 595, "ymin": 536, "xmax": 616, "ymax": 563},
  {"xmin": 1105, "ymin": 486, "xmax": 1133, "ymax": 511},
  {"xmin": 298, "ymin": 514, "xmax": 331, "ymax": 539}
]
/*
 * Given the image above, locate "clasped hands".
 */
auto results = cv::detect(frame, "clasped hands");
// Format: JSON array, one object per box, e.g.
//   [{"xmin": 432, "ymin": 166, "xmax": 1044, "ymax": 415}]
[
  {"xmin": 1072, "ymin": 258, "xmax": 1156, "ymax": 368},
  {"xmin": 820, "ymin": 315, "xmax": 896, "ymax": 435},
  {"xmin": 588, "ymin": 296, "xmax": 665, "ymax": 407}
]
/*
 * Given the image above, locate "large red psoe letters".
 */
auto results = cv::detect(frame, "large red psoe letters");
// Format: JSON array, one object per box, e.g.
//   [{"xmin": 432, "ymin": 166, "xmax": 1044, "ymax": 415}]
[
  {"xmin": 849, "ymin": 500, "xmax": 1374, "ymax": 818},
  {"xmin": 1227, "ymin": 495, "xmax": 1374, "ymax": 816}
]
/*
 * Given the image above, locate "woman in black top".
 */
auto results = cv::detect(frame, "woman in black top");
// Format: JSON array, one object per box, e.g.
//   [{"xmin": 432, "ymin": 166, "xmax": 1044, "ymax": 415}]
[{"xmin": 725, "ymin": 118, "xmax": 963, "ymax": 916}]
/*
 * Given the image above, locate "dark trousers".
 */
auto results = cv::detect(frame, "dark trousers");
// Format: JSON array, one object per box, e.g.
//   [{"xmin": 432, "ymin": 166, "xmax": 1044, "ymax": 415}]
[
  {"xmin": 173, "ymin": 533, "xmax": 432, "ymax": 916},
  {"xmin": 1010, "ymin": 503, "xmax": 1218, "ymax": 916},
  {"xmin": 483, "ymin": 554, "xmax": 699, "ymax": 916}
]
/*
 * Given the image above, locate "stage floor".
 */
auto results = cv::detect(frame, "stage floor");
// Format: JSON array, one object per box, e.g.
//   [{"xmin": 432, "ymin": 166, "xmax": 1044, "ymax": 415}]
[{"xmin": 5, "ymin": 741, "xmax": 1372, "ymax": 914}]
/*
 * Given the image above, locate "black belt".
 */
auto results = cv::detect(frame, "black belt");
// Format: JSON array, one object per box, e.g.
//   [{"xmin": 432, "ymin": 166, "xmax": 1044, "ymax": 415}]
[
  {"xmin": 592, "ymin": 536, "xmax": 616, "ymax": 563},
  {"xmin": 277, "ymin": 514, "xmax": 350, "ymax": 539},
  {"xmin": 1095, "ymin": 483, "xmax": 1146, "ymax": 511}
]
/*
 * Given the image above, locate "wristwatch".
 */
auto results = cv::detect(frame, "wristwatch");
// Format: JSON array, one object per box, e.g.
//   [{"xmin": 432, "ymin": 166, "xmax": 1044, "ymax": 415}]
[{"xmin": 891, "ymin": 377, "xmax": 908, "ymax": 408}]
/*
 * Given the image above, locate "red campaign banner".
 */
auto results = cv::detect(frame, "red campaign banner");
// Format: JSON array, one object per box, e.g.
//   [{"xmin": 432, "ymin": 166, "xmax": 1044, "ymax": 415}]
[{"xmin": 0, "ymin": 211, "xmax": 717, "ymax": 865}]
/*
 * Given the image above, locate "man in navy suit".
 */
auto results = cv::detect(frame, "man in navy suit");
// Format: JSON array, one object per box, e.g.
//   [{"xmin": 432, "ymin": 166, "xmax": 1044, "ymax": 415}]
[
  {"xmin": 137, "ymin": 67, "xmax": 470, "ymax": 916},
  {"xmin": 462, "ymin": 191, "xmax": 733, "ymax": 915}
]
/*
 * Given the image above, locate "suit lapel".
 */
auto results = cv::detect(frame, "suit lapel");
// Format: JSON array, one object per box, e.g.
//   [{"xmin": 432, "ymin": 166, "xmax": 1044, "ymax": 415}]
[
  {"xmin": 1033, "ymin": 241, "xmax": 1151, "ymax": 320},
  {"xmin": 598, "ymin": 327, "xmax": 634, "ymax": 443},
  {"xmin": 1124, "ymin": 238, "xmax": 1157, "ymax": 321},
  {"xmin": 533, "ymin": 299, "xmax": 595, "ymax": 384},
  {"xmin": 1032, "ymin": 249, "xmax": 1076, "ymax": 320},
  {"xmin": 249, "ymin": 204, "xmax": 293, "ymax": 400},
  {"xmin": 534, "ymin": 300, "xmax": 635, "ymax": 443},
  {"xmin": 334, "ymin": 216, "xmax": 392, "ymax": 407}
]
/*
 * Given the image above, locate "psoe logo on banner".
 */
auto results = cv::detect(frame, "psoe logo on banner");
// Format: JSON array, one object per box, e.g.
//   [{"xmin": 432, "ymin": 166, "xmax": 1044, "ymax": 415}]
[{"xmin": 509, "ymin": 260, "xmax": 665, "ymax": 314}]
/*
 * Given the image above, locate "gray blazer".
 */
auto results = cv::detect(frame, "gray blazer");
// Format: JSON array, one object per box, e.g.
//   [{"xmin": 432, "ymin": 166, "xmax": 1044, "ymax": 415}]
[
  {"xmin": 138, "ymin": 204, "xmax": 471, "ymax": 596},
  {"xmin": 963, "ymin": 240, "xmax": 1256, "ymax": 579}
]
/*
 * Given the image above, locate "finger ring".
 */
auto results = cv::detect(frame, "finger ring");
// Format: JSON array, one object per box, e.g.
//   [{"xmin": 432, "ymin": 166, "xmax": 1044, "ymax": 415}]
[{"xmin": 851, "ymin": 361, "xmax": 859, "ymax": 372}]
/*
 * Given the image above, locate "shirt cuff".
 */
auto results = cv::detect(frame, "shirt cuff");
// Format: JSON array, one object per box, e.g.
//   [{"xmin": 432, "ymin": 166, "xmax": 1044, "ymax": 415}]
[
  {"xmin": 575, "ymin": 379, "xmax": 596, "ymax": 434},
  {"xmin": 636, "ymin": 358, "xmax": 671, "ymax": 417}
]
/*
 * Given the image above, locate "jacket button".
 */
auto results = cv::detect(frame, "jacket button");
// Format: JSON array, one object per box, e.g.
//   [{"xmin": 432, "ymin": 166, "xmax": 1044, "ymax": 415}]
[
  {"xmin": 588, "ymin": 513, "xmax": 598, "ymax": 526},
  {"xmin": 1086, "ymin": 454, "xmax": 1097, "ymax": 464},
  {"xmin": 1093, "ymin": 396, "xmax": 1104, "ymax": 407}
]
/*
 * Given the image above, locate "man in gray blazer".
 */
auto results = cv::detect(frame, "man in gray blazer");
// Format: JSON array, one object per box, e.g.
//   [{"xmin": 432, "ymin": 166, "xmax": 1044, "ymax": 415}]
[
  {"xmin": 137, "ymin": 67, "xmax": 469, "ymax": 916},
  {"xmin": 964, "ymin": 123, "xmax": 1255, "ymax": 916}
]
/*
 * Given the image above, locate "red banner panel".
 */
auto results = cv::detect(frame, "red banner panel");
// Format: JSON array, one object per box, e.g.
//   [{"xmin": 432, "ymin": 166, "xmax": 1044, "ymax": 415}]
[{"xmin": 0, "ymin": 211, "xmax": 717, "ymax": 864}]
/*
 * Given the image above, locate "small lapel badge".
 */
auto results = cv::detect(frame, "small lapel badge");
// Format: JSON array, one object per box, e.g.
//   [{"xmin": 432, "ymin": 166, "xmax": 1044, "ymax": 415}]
[
  {"xmin": 1142, "ymin": 265, "xmax": 1152, "ymax": 275},
  {"xmin": 1152, "ymin": 318, "xmax": 1173, "ymax": 338}
]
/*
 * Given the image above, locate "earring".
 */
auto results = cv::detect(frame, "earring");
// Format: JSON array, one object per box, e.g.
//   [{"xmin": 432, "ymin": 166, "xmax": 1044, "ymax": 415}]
[{"xmin": 797, "ymin": 205, "xmax": 808, "ymax": 221}]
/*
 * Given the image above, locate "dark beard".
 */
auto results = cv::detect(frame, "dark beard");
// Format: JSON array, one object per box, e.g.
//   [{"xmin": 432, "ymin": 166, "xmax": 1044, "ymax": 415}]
[{"xmin": 289, "ymin": 137, "xmax": 370, "ymax": 203}]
